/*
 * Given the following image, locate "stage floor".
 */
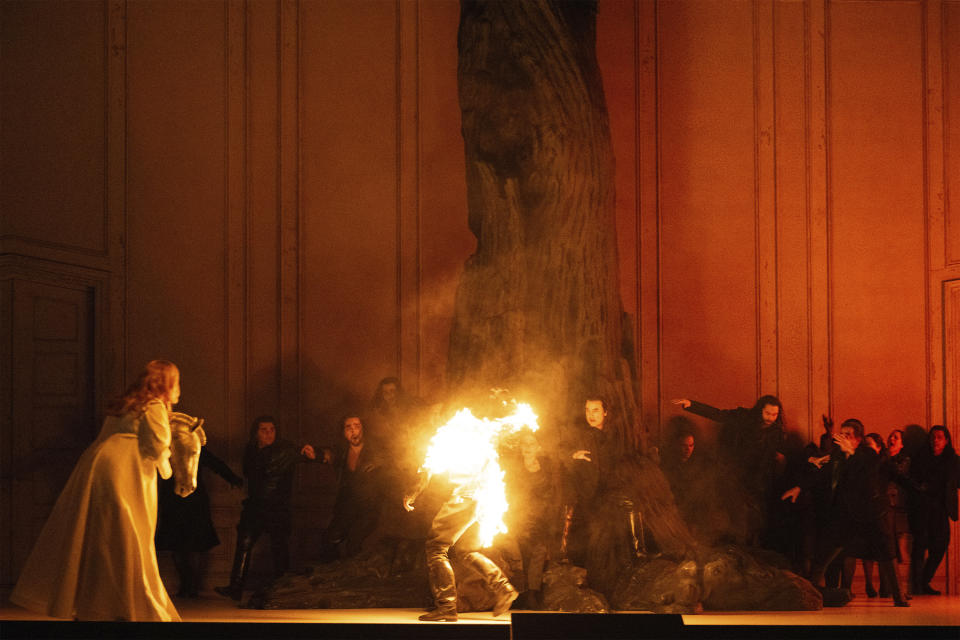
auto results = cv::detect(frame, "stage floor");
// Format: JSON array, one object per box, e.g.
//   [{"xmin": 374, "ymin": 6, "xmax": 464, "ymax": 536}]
[{"xmin": 2, "ymin": 591, "xmax": 958, "ymax": 639}]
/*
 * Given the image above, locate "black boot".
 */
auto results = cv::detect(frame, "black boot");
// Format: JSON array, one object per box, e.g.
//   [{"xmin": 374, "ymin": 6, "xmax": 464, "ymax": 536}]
[
  {"xmin": 419, "ymin": 555, "xmax": 458, "ymax": 621},
  {"xmin": 215, "ymin": 535, "xmax": 254, "ymax": 601},
  {"xmin": 621, "ymin": 499, "xmax": 648, "ymax": 559},
  {"xmin": 462, "ymin": 551, "xmax": 518, "ymax": 616},
  {"xmin": 558, "ymin": 505, "xmax": 574, "ymax": 563}
]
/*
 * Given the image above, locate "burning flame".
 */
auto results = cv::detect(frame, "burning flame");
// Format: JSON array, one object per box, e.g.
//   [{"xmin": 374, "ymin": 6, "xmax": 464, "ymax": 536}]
[{"xmin": 421, "ymin": 402, "xmax": 539, "ymax": 547}]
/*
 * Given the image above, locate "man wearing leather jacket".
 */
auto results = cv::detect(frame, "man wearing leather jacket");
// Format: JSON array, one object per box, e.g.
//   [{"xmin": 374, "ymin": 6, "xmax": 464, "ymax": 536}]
[{"xmin": 215, "ymin": 415, "xmax": 316, "ymax": 601}]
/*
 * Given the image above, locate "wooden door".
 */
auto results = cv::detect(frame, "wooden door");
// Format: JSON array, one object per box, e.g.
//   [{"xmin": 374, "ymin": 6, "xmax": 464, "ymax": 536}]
[
  {"xmin": 0, "ymin": 279, "xmax": 96, "ymax": 593},
  {"xmin": 945, "ymin": 279, "xmax": 960, "ymax": 596}
]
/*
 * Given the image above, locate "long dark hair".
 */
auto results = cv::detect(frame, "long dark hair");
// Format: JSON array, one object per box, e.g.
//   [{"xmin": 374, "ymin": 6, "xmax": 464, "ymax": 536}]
[
  {"xmin": 752, "ymin": 394, "xmax": 784, "ymax": 427},
  {"xmin": 866, "ymin": 432, "xmax": 886, "ymax": 455},
  {"xmin": 244, "ymin": 415, "xmax": 278, "ymax": 478},
  {"xmin": 928, "ymin": 425, "xmax": 956, "ymax": 458},
  {"xmin": 371, "ymin": 376, "xmax": 403, "ymax": 411}
]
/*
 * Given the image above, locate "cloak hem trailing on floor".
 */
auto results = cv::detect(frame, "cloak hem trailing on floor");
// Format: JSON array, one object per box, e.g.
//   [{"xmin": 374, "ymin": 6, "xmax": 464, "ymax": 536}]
[{"xmin": 10, "ymin": 400, "xmax": 180, "ymax": 622}]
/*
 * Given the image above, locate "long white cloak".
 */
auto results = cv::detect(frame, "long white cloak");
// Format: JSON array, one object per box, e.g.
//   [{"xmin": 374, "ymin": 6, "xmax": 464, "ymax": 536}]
[{"xmin": 11, "ymin": 400, "xmax": 180, "ymax": 621}]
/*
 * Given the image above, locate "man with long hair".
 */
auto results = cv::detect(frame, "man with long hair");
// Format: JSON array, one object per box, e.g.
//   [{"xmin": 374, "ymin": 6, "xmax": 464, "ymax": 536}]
[{"xmin": 671, "ymin": 394, "xmax": 786, "ymax": 546}]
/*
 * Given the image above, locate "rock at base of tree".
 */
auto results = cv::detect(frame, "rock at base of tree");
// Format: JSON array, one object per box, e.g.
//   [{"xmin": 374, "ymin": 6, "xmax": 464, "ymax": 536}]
[
  {"xmin": 242, "ymin": 538, "xmax": 823, "ymax": 613},
  {"xmin": 611, "ymin": 557, "xmax": 702, "ymax": 613},
  {"xmin": 539, "ymin": 563, "xmax": 610, "ymax": 612},
  {"xmin": 244, "ymin": 537, "xmax": 430, "ymax": 610},
  {"xmin": 699, "ymin": 545, "xmax": 823, "ymax": 610},
  {"xmin": 245, "ymin": 535, "xmax": 524, "ymax": 613}
]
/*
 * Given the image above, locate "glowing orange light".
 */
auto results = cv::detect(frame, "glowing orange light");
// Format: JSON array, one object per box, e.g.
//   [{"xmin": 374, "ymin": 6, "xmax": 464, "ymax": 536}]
[{"xmin": 421, "ymin": 402, "xmax": 539, "ymax": 547}]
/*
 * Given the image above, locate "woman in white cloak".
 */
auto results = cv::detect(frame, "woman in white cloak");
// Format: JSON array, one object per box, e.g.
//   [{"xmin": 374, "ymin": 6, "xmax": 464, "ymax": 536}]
[{"xmin": 11, "ymin": 360, "xmax": 183, "ymax": 621}]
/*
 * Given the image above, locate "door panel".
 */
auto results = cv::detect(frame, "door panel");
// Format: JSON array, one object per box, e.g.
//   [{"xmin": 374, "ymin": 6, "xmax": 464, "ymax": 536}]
[
  {"xmin": 1, "ymin": 279, "xmax": 95, "ymax": 591},
  {"xmin": 945, "ymin": 279, "xmax": 960, "ymax": 595}
]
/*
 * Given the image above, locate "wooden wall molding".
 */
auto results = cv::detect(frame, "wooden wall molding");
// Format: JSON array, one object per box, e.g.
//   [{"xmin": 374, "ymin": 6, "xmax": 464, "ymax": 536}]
[
  {"xmin": 280, "ymin": 0, "xmax": 301, "ymax": 434},
  {"xmin": 0, "ymin": 255, "xmax": 112, "ymax": 418},
  {"xmin": 225, "ymin": 0, "xmax": 247, "ymax": 462},
  {"xmin": 944, "ymin": 1, "xmax": 959, "ymax": 267},
  {"xmin": 808, "ymin": 0, "xmax": 831, "ymax": 431},
  {"xmin": 925, "ymin": 0, "xmax": 946, "ymax": 428},
  {"xmin": 105, "ymin": 0, "xmax": 125, "ymax": 397},
  {"xmin": 0, "ymin": 0, "xmax": 124, "ymax": 272},
  {"xmin": 0, "ymin": 237, "xmax": 109, "ymax": 265},
  {"xmin": 754, "ymin": 0, "xmax": 779, "ymax": 399},
  {"xmin": 397, "ymin": 0, "xmax": 422, "ymax": 396},
  {"xmin": 944, "ymin": 278, "xmax": 960, "ymax": 593},
  {"xmin": 639, "ymin": 0, "xmax": 660, "ymax": 441},
  {"xmin": 926, "ymin": 0, "xmax": 959, "ymax": 594}
]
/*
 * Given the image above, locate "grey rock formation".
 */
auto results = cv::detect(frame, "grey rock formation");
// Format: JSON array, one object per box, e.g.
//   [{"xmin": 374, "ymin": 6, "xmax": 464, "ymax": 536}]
[
  {"xmin": 699, "ymin": 545, "xmax": 822, "ymax": 611},
  {"xmin": 539, "ymin": 563, "xmax": 609, "ymax": 612},
  {"xmin": 611, "ymin": 557, "xmax": 701, "ymax": 613}
]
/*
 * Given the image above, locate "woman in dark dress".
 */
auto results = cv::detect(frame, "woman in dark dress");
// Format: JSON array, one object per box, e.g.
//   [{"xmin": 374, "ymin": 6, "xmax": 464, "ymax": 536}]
[
  {"xmin": 878, "ymin": 429, "xmax": 912, "ymax": 597},
  {"xmin": 156, "ymin": 446, "xmax": 242, "ymax": 597}
]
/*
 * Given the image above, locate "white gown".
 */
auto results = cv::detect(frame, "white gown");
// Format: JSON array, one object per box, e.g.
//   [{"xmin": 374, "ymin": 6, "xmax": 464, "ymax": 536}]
[{"xmin": 10, "ymin": 400, "xmax": 180, "ymax": 621}]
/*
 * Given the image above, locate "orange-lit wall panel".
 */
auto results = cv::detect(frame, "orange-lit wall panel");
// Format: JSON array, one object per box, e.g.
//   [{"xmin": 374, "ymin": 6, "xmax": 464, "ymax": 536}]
[
  {"xmin": 658, "ymin": 0, "xmax": 759, "ymax": 442},
  {"xmin": 125, "ymin": 0, "xmax": 228, "ymax": 436},
  {"xmin": 828, "ymin": 1, "xmax": 927, "ymax": 431},
  {"xmin": 300, "ymin": 0, "xmax": 400, "ymax": 430},
  {"xmin": 0, "ymin": 1, "xmax": 106, "ymax": 256}
]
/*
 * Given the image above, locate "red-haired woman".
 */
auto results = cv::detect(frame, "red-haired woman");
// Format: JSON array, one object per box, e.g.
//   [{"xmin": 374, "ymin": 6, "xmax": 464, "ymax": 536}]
[{"xmin": 11, "ymin": 360, "xmax": 183, "ymax": 621}]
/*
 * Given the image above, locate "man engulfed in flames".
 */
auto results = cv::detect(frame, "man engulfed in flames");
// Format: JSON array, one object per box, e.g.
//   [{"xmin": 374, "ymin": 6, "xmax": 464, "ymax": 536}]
[{"xmin": 402, "ymin": 401, "xmax": 539, "ymax": 621}]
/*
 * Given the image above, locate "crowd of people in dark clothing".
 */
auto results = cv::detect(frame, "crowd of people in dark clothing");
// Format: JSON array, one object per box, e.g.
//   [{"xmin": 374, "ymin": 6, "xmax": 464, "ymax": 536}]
[
  {"xmin": 154, "ymin": 379, "xmax": 958, "ymax": 614},
  {"xmin": 662, "ymin": 397, "xmax": 959, "ymax": 608}
]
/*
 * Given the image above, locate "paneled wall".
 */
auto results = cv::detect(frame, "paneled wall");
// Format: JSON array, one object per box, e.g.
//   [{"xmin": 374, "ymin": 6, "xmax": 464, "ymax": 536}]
[
  {"xmin": 629, "ymin": 0, "xmax": 959, "ymax": 590},
  {"xmin": 2, "ymin": 0, "xmax": 957, "ymax": 593}
]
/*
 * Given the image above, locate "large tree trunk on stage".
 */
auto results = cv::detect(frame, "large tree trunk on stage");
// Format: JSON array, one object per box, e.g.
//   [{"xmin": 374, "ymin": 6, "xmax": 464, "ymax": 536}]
[{"xmin": 448, "ymin": 0, "xmax": 640, "ymax": 451}]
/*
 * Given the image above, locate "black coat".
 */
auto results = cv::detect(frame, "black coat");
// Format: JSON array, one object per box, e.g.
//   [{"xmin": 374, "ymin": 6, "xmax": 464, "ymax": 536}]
[
  {"xmin": 561, "ymin": 423, "xmax": 621, "ymax": 506},
  {"xmin": 908, "ymin": 447, "xmax": 959, "ymax": 522},
  {"xmin": 328, "ymin": 440, "xmax": 385, "ymax": 509},
  {"xmin": 833, "ymin": 443, "xmax": 887, "ymax": 526},
  {"xmin": 812, "ymin": 442, "xmax": 894, "ymax": 559},
  {"xmin": 156, "ymin": 448, "xmax": 242, "ymax": 552},
  {"xmin": 240, "ymin": 439, "xmax": 308, "ymax": 531},
  {"xmin": 684, "ymin": 400, "xmax": 784, "ymax": 500}
]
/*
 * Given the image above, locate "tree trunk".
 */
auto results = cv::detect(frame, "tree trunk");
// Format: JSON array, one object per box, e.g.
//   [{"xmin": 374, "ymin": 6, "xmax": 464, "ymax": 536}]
[{"xmin": 448, "ymin": 0, "xmax": 640, "ymax": 451}]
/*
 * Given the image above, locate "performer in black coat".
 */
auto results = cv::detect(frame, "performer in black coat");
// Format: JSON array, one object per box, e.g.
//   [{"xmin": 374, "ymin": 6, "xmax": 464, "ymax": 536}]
[
  {"xmin": 314, "ymin": 414, "xmax": 386, "ymax": 561},
  {"xmin": 156, "ymin": 447, "xmax": 242, "ymax": 597},
  {"xmin": 907, "ymin": 425, "xmax": 959, "ymax": 595},
  {"xmin": 214, "ymin": 415, "xmax": 316, "ymax": 601},
  {"xmin": 672, "ymin": 395, "xmax": 785, "ymax": 546},
  {"xmin": 559, "ymin": 397, "xmax": 623, "ymax": 566},
  {"xmin": 782, "ymin": 418, "xmax": 908, "ymax": 606}
]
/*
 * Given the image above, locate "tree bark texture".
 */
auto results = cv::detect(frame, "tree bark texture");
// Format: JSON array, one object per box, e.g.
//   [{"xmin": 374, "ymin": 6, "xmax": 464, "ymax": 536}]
[{"xmin": 448, "ymin": 0, "xmax": 639, "ymax": 451}]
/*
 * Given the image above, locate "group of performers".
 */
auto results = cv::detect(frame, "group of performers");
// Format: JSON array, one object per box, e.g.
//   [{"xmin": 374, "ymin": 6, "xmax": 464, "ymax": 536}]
[{"xmin": 8, "ymin": 362, "xmax": 958, "ymax": 621}]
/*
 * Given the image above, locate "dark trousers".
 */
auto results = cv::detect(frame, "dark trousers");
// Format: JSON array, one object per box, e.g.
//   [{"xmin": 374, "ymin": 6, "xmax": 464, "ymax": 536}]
[
  {"xmin": 226, "ymin": 513, "xmax": 291, "ymax": 590},
  {"xmin": 909, "ymin": 508, "xmax": 950, "ymax": 589},
  {"xmin": 321, "ymin": 491, "xmax": 381, "ymax": 560}
]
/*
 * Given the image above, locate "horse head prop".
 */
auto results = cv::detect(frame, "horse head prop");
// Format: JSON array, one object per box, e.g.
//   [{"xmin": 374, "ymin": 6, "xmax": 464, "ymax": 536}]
[{"xmin": 168, "ymin": 412, "xmax": 207, "ymax": 497}]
